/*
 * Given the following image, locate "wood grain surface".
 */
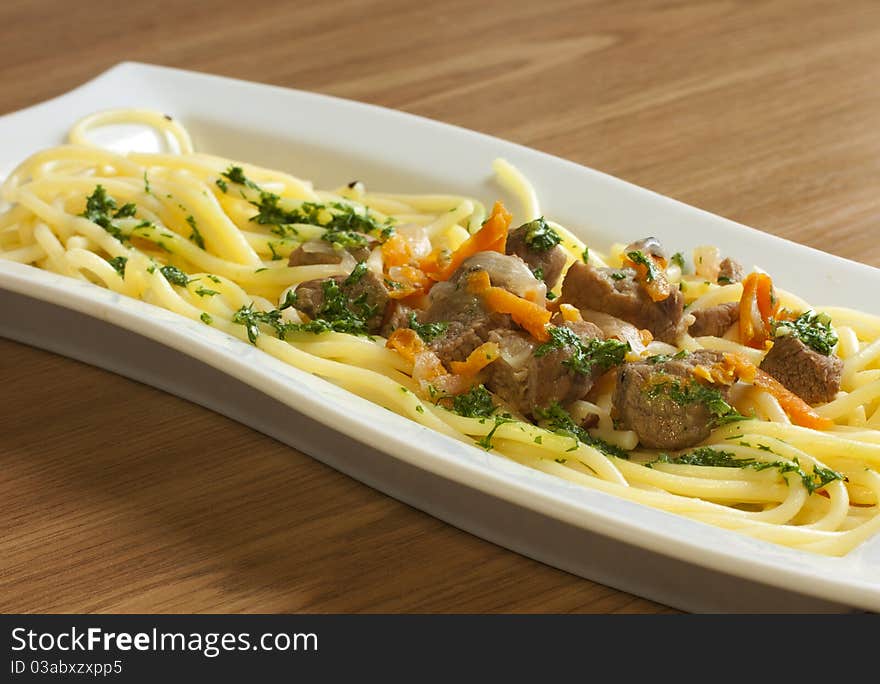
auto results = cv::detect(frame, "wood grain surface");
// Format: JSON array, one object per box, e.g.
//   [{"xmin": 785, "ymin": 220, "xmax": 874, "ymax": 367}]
[{"xmin": 2, "ymin": 0, "xmax": 879, "ymax": 614}]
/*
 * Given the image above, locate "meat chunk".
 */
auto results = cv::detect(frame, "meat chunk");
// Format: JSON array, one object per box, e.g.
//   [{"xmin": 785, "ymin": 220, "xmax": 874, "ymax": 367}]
[
  {"xmin": 717, "ymin": 257, "xmax": 744, "ymax": 284},
  {"xmin": 505, "ymin": 220, "xmax": 568, "ymax": 289},
  {"xmin": 288, "ymin": 238, "xmax": 375, "ymax": 267},
  {"xmin": 559, "ymin": 261, "xmax": 686, "ymax": 343},
  {"xmin": 485, "ymin": 320, "xmax": 604, "ymax": 416},
  {"xmin": 292, "ymin": 267, "xmax": 389, "ymax": 334},
  {"xmin": 612, "ymin": 350, "xmax": 731, "ymax": 450},
  {"xmin": 380, "ymin": 300, "xmax": 414, "ymax": 338},
  {"xmin": 689, "ymin": 302, "xmax": 740, "ymax": 337},
  {"xmin": 759, "ymin": 334, "xmax": 843, "ymax": 404},
  {"xmin": 423, "ymin": 251, "xmax": 545, "ymax": 364}
]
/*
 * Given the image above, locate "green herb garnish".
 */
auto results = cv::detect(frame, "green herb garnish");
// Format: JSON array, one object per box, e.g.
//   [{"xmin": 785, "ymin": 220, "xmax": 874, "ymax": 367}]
[
  {"xmin": 535, "ymin": 403, "xmax": 631, "ymax": 459},
  {"xmin": 521, "ymin": 217, "xmax": 561, "ymax": 252},
  {"xmin": 648, "ymin": 447, "xmax": 844, "ymax": 494},
  {"xmin": 186, "ymin": 215, "xmax": 205, "ymax": 250},
  {"xmin": 451, "ymin": 384, "xmax": 497, "ymax": 418},
  {"xmin": 772, "ymin": 311, "xmax": 838, "ymax": 356},
  {"xmin": 160, "ymin": 265, "xmax": 190, "ymax": 286},
  {"xmin": 534, "ymin": 326, "xmax": 629, "ymax": 375},
  {"xmin": 644, "ymin": 378, "xmax": 745, "ymax": 427},
  {"xmin": 626, "ymin": 250, "xmax": 659, "ymax": 281},
  {"xmin": 408, "ymin": 313, "xmax": 448, "ymax": 343},
  {"xmin": 81, "ymin": 185, "xmax": 137, "ymax": 242},
  {"xmin": 107, "ymin": 256, "xmax": 127, "ymax": 278}
]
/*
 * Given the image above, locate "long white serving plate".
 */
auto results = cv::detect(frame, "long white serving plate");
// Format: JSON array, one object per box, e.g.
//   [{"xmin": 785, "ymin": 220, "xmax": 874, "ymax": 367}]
[{"xmin": 2, "ymin": 63, "xmax": 879, "ymax": 613}]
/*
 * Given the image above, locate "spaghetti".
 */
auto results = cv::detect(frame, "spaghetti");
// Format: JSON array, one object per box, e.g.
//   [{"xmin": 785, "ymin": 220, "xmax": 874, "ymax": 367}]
[{"xmin": 2, "ymin": 109, "xmax": 879, "ymax": 556}]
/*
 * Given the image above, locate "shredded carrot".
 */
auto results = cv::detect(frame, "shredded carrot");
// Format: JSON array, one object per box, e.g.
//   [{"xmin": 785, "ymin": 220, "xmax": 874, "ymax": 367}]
[
  {"xmin": 559, "ymin": 303, "xmax": 583, "ymax": 323},
  {"xmin": 381, "ymin": 233, "xmax": 412, "ymax": 269},
  {"xmin": 724, "ymin": 353, "xmax": 833, "ymax": 430},
  {"xmin": 422, "ymin": 201, "xmax": 512, "ymax": 281},
  {"xmin": 449, "ymin": 342, "xmax": 500, "ymax": 376},
  {"xmin": 467, "ymin": 270, "xmax": 551, "ymax": 342},
  {"xmin": 623, "ymin": 252, "xmax": 671, "ymax": 302},
  {"xmin": 739, "ymin": 272, "xmax": 780, "ymax": 348},
  {"xmin": 386, "ymin": 328, "xmax": 425, "ymax": 363}
]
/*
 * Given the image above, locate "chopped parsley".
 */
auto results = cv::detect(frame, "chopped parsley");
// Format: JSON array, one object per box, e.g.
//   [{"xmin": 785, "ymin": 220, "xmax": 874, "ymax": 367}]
[
  {"xmin": 646, "ymin": 350, "xmax": 690, "ymax": 364},
  {"xmin": 451, "ymin": 384, "xmax": 497, "ymax": 418},
  {"xmin": 220, "ymin": 165, "xmax": 260, "ymax": 190},
  {"xmin": 582, "ymin": 247, "xmax": 590, "ymax": 264},
  {"xmin": 647, "ymin": 447, "xmax": 844, "ymax": 494},
  {"xmin": 626, "ymin": 250, "xmax": 659, "ymax": 281},
  {"xmin": 232, "ymin": 303, "xmax": 283, "ymax": 344},
  {"xmin": 476, "ymin": 414, "xmax": 515, "ymax": 450},
  {"xmin": 772, "ymin": 311, "xmax": 838, "ymax": 356},
  {"xmin": 409, "ymin": 314, "xmax": 448, "ymax": 343},
  {"xmin": 671, "ymin": 252, "xmax": 687, "ymax": 273},
  {"xmin": 321, "ymin": 230, "xmax": 370, "ymax": 250},
  {"xmin": 195, "ymin": 286, "xmax": 219, "ymax": 297},
  {"xmin": 267, "ymin": 242, "xmax": 282, "ymax": 261},
  {"xmin": 235, "ymin": 270, "xmax": 375, "ymax": 343},
  {"xmin": 107, "ymin": 256, "xmax": 127, "ymax": 278},
  {"xmin": 247, "ymin": 191, "xmax": 388, "ymax": 241},
  {"xmin": 610, "ymin": 271, "xmax": 627, "ymax": 280},
  {"xmin": 186, "ymin": 215, "xmax": 205, "ymax": 250},
  {"xmin": 81, "ymin": 185, "xmax": 137, "ymax": 242},
  {"xmin": 644, "ymin": 378, "xmax": 745, "ymax": 427},
  {"xmin": 200, "ymin": 312, "xmax": 213, "ymax": 325},
  {"xmin": 535, "ymin": 403, "xmax": 631, "ymax": 459},
  {"xmin": 532, "ymin": 267, "xmax": 545, "ymax": 281},
  {"xmin": 520, "ymin": 217, "xmax": 561, "ymax": 252},
  {"xmin": 160, "ymin": 265, "xmax": 191, "ymax": 286},
  {"xmin": 534, "ymin": 326, "xmax": 629, "ymax": 375}
]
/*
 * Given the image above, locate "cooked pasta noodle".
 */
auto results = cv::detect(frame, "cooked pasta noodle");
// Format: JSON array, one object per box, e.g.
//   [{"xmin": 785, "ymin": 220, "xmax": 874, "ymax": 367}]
[{"xmin": 2, "ymin": 109, "xmax": 879, "ymax": 556}]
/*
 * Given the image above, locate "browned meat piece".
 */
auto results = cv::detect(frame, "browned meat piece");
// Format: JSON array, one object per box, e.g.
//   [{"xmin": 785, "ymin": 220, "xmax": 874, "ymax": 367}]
[
  {"xmin": 423, "ymin": 251, "xmax": 545, "ymax": 364},
  {"xmin": 292, "ymin": 268, "xmax": 390, "ymax": 334},
  {"xmin": 288, "ymin": 238, "xmax": 375, "ymax": 266},
  {"xmin": 759, "ymin": 334, "xmax": 843, "ymax": 404},
  {"xmin": 717, "ymin": 257, "xmax": 744, "ymax": 284},
  {"xmin": 559, "ymin": 261, "xmax": 686, "ymax": 343},
  {"xmin": 380, "ymin": 300, "xmax": 414, "ymax": 338},
  {"xmin": 485, "ymin": 320, "xmax": 604, "ymax": 416},
  {"xmin": 505, "ymin": 221, "xmax": 568, "ymax": 288},
  {"xmin": 612, "ymin": 350, "xmax": 731, "ymax": 450},
  {"xmin": 689, "ymin": 302, "xmax": 740, "ymax": 337}
]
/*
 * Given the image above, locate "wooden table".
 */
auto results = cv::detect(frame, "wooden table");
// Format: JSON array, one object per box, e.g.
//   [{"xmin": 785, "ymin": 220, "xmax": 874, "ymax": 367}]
[{"xmin": 2, "ymin": 0, "xmax": 879, "ymax": 614}]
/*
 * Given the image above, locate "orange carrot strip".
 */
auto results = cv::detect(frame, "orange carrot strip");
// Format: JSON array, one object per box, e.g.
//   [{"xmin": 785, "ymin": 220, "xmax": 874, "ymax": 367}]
[
  {"xmin": 449, "ymin": 342, "xmax": 500, "ymax": 376},
  {"xmin": 467, "ymin": 271, "xmax": 552, "ymax": 342},
  {"xmin": 623, "ymin": 253, "xmax": 671, "ymax": 302},
  {"xmin": 386, "ymin": 328, "xmax": 425, "ymax": 363},
  {"xmin": 724, "ymin": 353, "xmax": 833, "ymax": 430},
  {"xmin": 423, "ymin": 201, "xmax": 512, "ymax": 281},
  {"xmin": 381, "ymin": 233, "xmax": 411, "ymax": 269},
  {"xmin": 559, "ymin": 303, "xmax": 583, "ymax": 323},
  {"xmin": 739, "ymin": 272, "xmax": 780, "ymax": 348}
]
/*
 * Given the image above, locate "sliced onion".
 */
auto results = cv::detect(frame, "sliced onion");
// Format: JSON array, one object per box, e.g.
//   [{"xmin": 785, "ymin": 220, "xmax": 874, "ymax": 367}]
[
  {"xmin": 578, "ymin": 308, "xmax": 646, "ymax": 354},
  {"xmin": 693, "ymin": 245, "xmax": 721, "ymax": 281},
  {"xmin": 458, "ymin": 251, "xmax": 547, "ymax": 301},
  {"xmin": 396, "ymin": 223, "xmax": 432, "ymax": 261}
]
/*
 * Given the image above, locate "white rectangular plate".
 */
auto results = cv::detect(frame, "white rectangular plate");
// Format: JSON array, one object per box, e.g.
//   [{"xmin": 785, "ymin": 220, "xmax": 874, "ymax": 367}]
[{"xmin": 2, "ymin": 62, "xmax": 879, "ymax": 613}]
